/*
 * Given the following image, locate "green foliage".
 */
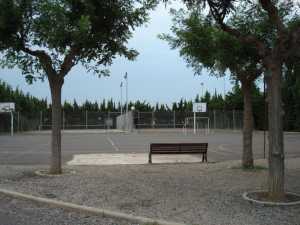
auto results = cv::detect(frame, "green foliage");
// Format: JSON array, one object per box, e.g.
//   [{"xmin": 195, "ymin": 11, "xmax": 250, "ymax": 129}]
[
  {"xmin": 231, "ymin": 164, "xmax": 267, "ymax": 171},
  {"xmin": 159, "ymin": 8, "xmax": 261, "ymax": 80},
  {"xmin": 0, "ymin": 0, "xmax": 157, "ymax": 80},
  {"xmin": 143, "ymin": 222, "xmax": 159, "ymax": 225},
  {"xmin": 0, "ymin": 0, "xmax": 21, "ymax": 50},
  {"xmin": 3, "ymin": 76, "xmax": 300, "ymax": 131},
  {"xmin": 163, "ymin": 0, "xmax": 236, "ymax": 17},
  {"xmin": 282, "ymin": 56, "xmax": 300, "ymax": 131},
  {"xmin": 225, "ymin": 82, "xmax": 265, "ymax": 129},
  {"xmin": 225, "ymin": 83, "xmax": 243, "ymax": 109},
  {"xmin": 0, "ymin": 79, "xmax": 47, "ymax": 115}
]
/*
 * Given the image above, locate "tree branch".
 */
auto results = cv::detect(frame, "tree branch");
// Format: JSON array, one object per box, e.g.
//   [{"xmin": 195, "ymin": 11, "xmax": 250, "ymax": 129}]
[
  {"xmin": 259, "ymin": 0, "xmax": 286, "ymax": 35},
  {"xmin": 20, "ymin": 45, "xmax": 57, "ymax": 76},
  {"xmin": 235, "ymin": 66, "xmax": 262, "ymax": 84},
  {"xmin": 218, "ymin": 21, "xmax": 268, "ymax": 58},
  {"xmin": 205, "ymin": 1, "xmax": 269, "ymax": 58},
  {"xmin": 59, "ymin": 47, "xmax": 80, "ymax": 77}
]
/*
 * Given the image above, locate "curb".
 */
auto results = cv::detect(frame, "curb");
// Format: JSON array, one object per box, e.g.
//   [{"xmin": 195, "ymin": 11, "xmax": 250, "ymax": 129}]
[
  {"xmin": 0, "ymin": 188, "xmax": 186, "ymax": 225},
  {"xmin": 243, "ymin": 191, "xmax": 300, "ymax": 206}
]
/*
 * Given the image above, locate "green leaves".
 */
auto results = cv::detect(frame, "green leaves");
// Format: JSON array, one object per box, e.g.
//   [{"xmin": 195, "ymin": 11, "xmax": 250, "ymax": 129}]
[
  {"xmin": 0, "ymin": 0, "xmax": 22, "ymax": 50},
  {"xmin": 161, "ymin": 8, "xmax": 260, "ymax": 80},
  {"xmin": 0, "ymin": 0, "xmax": 157, "ymax": 80},
  {"xmin": 78, "ymin": 15, "xmax": 91, "ymax": 33}
]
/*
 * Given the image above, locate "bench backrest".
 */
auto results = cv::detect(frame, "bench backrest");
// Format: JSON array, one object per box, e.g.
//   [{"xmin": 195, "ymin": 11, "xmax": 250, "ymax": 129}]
[{"xmin": 150, "ymin": 143, "xmax": 208, "ymax": 154}]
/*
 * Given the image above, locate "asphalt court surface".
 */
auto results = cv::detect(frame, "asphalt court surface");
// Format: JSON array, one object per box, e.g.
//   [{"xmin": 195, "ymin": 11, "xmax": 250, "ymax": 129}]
[{"xmin": 0, "ymin": 130, "xmax": 299, "ymax": 165}]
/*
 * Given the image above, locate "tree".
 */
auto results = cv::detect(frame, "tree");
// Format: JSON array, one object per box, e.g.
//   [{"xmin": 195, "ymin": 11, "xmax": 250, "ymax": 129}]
[
  {"xmin": 170, "ymin": 0, "xmax": 300, "ymax": 200},
  {"xmin": 209, "ymin": 90, "xmax": 224, "ymax": 110},
  {"xmin": 282, "ymin": 56, "xmax": 300, "ymax": 130},
  {"xmin": 0, "ymin": 79, "xmax": 48, "ymax": 114},
  {"xmin": 0, "ymin": 0, "xmax": 156, "ymax": 174},
  {"xmin": 225, "ymin": 83, "xmax": 244, "ymax": 110},
  {"xmin": 160, "ymin": 9, "xmax": 263, "ymax": 168}
]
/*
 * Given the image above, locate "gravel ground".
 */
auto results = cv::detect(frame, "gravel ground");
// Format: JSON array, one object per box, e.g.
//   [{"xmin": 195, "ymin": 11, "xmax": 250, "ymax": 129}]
[
  {"xmin": 0, "ymin": 194, "xmax": 139, "ymax": 225},
  {"xmin": 0, "ymin": 159, "xmax": 300, "ymax": 225}
]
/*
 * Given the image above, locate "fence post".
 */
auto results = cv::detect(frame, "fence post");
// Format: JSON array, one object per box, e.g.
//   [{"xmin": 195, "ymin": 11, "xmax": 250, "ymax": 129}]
[
  {"xmin": 224, "ymin": 110, "xmax": 227, "ymax": 129},
  {"xmin": 213, "ymin": 110, "xmax": 216, "ymax": 131},
  {"xmin": 10, "ymin": 111, "xmax": 14, "ymax": 136},
  {"xmin": 85, "ymin": 110, "xmax": 88, "ymax": 129},
  {"xmin": 193, "ymin": 112, "xmax": 196, "ymax": 134},
  {"xmin": 152, "ymin": 111, "xmax": 155, "ymax": 128},
  {"xmin": 17, "ymin": 111, "xmax": 20, "ymax": 133},
  {"xmin": 108, "ymin": 111, "xmax": 110, "ymax": 130},
  {"xmin": 173, "ymin": 111, "xmax": 176, "ymax": 128},
  {"xmin": 137, "ymin": 111, "xmax": 140, "ymax": 129},
  {"xmin": 39, "ymin": 111, "xmax": 43, "ymax": 131},
  {"xmin": 233, "ymin": 109, "xmax": 236, "ymax": 130}
]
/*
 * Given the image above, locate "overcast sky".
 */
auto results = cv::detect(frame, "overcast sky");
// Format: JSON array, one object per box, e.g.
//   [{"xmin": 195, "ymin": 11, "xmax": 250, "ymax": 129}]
[{"xmin": 0, "ymin": 2, "xmax": 232, "ymax": 106}]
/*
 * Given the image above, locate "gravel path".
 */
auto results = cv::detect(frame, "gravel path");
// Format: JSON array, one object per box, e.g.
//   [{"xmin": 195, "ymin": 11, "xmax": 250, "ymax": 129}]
[
  {"xmin": 0, "ymin": 159, "xmax": 300, "ymax": 225},
  {"xmin": 0, "ymin": 194, "xmax": 139, "ymax": 225}
]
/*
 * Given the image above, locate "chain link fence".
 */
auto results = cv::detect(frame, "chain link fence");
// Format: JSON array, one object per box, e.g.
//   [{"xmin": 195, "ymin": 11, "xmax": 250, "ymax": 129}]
[
  {"xmin": 0, "ymin": 111, "xmax": 40, "ymax": 133},
  {"xmin": 0, "ymin": 110, "xmax": 246, "ymax": 133},
  {"xmin": 39, "ymin": 111, "xmax": 121, "ymax": 130},
  {"xmin": 134, "ymin": 110, "xmax": 243, "ymax": 130}
]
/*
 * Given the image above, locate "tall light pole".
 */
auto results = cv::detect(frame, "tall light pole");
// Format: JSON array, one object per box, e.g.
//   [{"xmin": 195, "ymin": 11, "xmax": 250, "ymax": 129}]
[
  {"xmin": 263, "ymin": 73, "xmax": 267, "ymax": 159},
  {"xmin": 200, "ymin": 82, "xmax": 204, "ymax": 100},
  {"xmin": 124, "ymin": 72, "xmax": 128, "ymax": 115},
  {"xmin": 124, "ymin": 72, "xmax": 128, "ymax": 130},
  {"xmin": 120, "ymin": 82, "xmax": 123, "ymax": 115},
  {"xmin": 223, "ymin": 76, "xmax": 226, "ymax": 99}
]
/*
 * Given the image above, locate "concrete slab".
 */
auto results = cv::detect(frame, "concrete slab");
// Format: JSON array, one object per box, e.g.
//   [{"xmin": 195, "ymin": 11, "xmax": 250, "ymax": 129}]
[
  {"xmin": 23, "ymin": 129, "xmax": 125, "ymax": 135},
  {"xmin": 67, "ymin": 153, "xmax": 203, "ymax": 165}
]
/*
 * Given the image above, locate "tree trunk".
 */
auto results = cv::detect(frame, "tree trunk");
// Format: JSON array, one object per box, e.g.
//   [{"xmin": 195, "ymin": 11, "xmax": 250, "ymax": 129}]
[
  {"xmin": 241, "ymin": 80, "xmax": 254, "ymax": 169},
  {"xmin": 267, "ymin": 63, "xmax": 285, "ymax": 200},
  {"xmin": 48, "ymin": 77, "xmax": 64, "ymax": 174}
]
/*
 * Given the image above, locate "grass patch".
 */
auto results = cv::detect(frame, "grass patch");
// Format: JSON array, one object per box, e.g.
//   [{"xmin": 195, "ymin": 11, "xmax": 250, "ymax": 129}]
[{"xmin": 231, "ymin": 164, "xmax": 267, "ymax": 171}]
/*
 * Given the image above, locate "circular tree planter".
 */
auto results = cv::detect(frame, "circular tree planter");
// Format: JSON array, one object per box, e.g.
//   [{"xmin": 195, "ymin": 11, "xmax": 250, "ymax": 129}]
[{"xmin": 243, "ymin": 191, "xmax": 300, "ymax": 206}]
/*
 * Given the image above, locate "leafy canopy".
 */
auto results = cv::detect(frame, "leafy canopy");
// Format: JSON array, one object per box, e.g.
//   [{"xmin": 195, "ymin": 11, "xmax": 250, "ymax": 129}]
[
  {"xmin": 160, "ymin": 8, "xmax": 261, "ymax": 80},
  {"xmin": 161, "ymin": 0, "xmax": 300, "ymax": 80},
  {"xmin": 0, "ymin": 0, "xmax": 157, "ymax": 81}
]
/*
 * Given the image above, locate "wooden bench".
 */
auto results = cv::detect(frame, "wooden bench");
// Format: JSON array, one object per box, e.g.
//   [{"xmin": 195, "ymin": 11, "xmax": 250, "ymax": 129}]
[{"xmin": 149, "ymin": 143, "xmax": 208, "ymax": 163}]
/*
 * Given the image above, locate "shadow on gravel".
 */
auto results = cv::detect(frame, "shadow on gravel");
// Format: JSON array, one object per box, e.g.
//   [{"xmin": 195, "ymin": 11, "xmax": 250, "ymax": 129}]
[{"xmin": 1, "ymin": 171, "xmax": 50, "ymax": 182}]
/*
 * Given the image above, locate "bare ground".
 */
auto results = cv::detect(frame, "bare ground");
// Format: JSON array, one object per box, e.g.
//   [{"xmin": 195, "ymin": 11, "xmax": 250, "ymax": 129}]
[{"xmin": 0, "ymin": 158, "xmax": 300, "ymax": 225}]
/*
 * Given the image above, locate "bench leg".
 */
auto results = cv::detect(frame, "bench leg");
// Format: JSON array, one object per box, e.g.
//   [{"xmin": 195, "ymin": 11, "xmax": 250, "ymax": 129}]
[
  {"xmin": 202, "ymin": 153, "xmax": 208, "ymax": 163},
  {"xmin": 148, "ymin": 153, "xmax": 152, "ymax": 164}
]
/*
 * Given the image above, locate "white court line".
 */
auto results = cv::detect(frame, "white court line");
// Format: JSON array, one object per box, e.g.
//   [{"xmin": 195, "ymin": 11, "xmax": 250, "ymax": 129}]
[
  {"xmin": 207, "ymin": 144, "xmax": 240, "ymax": 156},
  {"xmin": 208, "ymin": 149, "xmax": 230, "ymax": 156},
  {"xmin": 106, "ymin": 136, "xmax": 119, "ymax": 151},
  {"xmin": 217, "ymin": 144, "xmax": 240, "ymax": 155}
]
